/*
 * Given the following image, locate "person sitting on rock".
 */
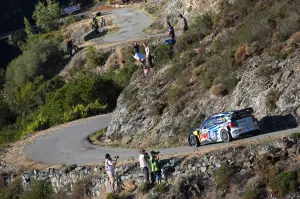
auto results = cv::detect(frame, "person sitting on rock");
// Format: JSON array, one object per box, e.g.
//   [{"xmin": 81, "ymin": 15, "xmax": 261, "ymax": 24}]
[
  {"xmin": 132, "ymin": 51, "xmax": 146, "ymax": 66},
  {"xmin": 133, "ymin": 42, "xmax": 140, "ymax": 53}
]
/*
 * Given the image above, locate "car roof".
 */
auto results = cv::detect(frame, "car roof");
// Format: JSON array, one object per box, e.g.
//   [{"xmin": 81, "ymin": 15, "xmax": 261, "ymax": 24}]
[{"xmin": 209, "ymin": 108, "xmax": 253, "ymax": 118}]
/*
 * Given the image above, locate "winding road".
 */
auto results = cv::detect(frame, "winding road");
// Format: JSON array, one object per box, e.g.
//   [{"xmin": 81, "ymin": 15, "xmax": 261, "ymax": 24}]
[{"xmin": 24, "ymin": 7, "xmax": 300, "ymax": 166}]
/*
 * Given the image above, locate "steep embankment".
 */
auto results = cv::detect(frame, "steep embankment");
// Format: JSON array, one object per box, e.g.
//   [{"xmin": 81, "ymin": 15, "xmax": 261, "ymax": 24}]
[{"xmin": 106, "ymin": 0, "xmax": 300, "ymax": 148}]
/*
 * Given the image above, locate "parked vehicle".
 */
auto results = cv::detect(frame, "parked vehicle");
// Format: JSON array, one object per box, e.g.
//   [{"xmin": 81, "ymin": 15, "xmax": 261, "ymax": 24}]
[{"xmin": 188, "ymin": 108, "xmax": 260, "ymax": 147}]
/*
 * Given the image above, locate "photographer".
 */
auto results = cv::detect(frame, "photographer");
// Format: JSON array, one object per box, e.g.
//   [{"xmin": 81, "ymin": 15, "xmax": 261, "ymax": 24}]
[
  {"xmin": 139, "ymin": 149, "xmax": 150, "ymax": 182},
  {"xmin": 105, "ymin": 153, "xmax": 118, "ymax": 192},
  {"xmin": 150, "ymin": 151, "xmax": 161, "ymax": 184}
]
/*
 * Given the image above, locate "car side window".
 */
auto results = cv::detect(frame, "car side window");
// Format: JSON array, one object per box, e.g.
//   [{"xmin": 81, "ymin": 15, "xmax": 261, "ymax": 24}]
[{"xmin": 203, "ymin": 118, "xmax": 216, "ymax": 129}]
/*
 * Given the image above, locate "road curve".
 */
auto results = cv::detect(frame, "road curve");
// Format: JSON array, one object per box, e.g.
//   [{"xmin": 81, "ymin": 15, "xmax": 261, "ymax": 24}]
[{"xmin": 25, "ymin": 113, "xmax": 300, "ymax": 165}]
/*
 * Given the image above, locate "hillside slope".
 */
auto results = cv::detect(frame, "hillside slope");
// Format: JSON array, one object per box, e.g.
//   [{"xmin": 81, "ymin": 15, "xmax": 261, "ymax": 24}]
[{"xmin": 106, "ymin": 0, "xmax": 300, "ymax": 148}]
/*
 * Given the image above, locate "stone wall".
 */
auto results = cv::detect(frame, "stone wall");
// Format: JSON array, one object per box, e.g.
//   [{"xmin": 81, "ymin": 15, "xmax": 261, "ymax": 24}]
[{"xmin": 2, "ymin": 136, "xmax": 300, "ymax": 198}]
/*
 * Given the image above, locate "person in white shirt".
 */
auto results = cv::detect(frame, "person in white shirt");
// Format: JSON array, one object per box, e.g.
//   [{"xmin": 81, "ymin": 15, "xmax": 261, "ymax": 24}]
[
  {"xmin": 143, "ymin": 42, "xmax": 153, "ymax": 70},
  {"xmin": 139, "ymin": 149, "xmax": 150, "ymax": 182},
  {"xmin": 105, "ymin": 153, "xmax": 116, "ymax": 192}
]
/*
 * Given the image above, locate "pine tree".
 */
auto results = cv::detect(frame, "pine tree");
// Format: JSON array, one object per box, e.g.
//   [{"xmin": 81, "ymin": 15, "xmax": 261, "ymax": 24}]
[{"xmin": 24, "ymin": 17, "xmax": 33, "ymax": 36}]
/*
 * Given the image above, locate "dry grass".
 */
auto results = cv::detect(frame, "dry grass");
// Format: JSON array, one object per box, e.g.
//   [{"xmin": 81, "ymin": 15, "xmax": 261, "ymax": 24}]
[{"xmin": 235, "ymin": 44, "xmax": 249, "ymax": 65}]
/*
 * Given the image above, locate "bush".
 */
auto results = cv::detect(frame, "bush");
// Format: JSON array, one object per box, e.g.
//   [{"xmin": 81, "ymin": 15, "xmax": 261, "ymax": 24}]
[
  {"xmin": 137, "ymin": 182, "xmax": 152, "ymax": 194},
  {"xmin": 213, "ymin": 165, "xmax": 232, "ymax": 190},
  {"xmin": 243, "ymin": 176, "xmax": 265, "ymax": 199},
  {"xmin": 4, "ymin": 36, "xmax": 64, "ymax": 112},
  {"xmin": 0, "ymin": 177, "xmax": 23, "ymax": 199},
  {"xmin": 268, "ymin": 171, "xmax": 297, "ymax": 197},
  {"xmin": 154, "ymin": 182, "xmax": 169, "ymax": 193},
  {"xmin": 23, "ymin": 114, "xmax": 49, "ymax": 136},
  {"xmin": 86, "ymin": 46, "xmax": 108, "ymax": 67},
  {"xmin": 153, "ymin": 44, "xmax": 172, "ymax": 67},
  {"xmin": 20, "ymin": 180, "xmax": 53, "ymax": 199},
  {"xmin": 69, "ymin": 177, "xmax": 93, "ymax": 199},
  {"xmin": 32, "ymin": 0, "xmax": 60, "ymax": 31},
  {"xmin": 166, "ymin": 86, "xmax": 182, "ymax": 105},
  {"xmin": 254, "ymin": 65, "xmax": 278, "ymax": 77},
  {"xmin": 235, "ymin": 44, "xmax": 249, "ymax": 65},
  {"xmin": 288, "ymin": 32, "xmax": 300, "ymax": 46},
  {"xmin": 64, "ymin": 15, "xmax": 76, "ymax": 26},
  {"xmin": 265, "ymin": 89, "xmax": 281, "ymax": 111}
]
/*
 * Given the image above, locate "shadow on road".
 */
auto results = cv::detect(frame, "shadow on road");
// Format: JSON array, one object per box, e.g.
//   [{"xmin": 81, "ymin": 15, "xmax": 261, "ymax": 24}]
[{"xmin": 259, "ymin": 114, "xmax": 298, "ymax": 134}]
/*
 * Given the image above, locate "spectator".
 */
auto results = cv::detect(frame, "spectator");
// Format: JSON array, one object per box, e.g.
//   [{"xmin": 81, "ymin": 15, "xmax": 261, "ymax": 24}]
[
  {"xmin": 150, "ymin": 151, "xmax": 161, "ymax": 184},
  {"xmin": 167, "ymin": 22, "xmax": 175, "ymax": 40},
  {"xmin": 179, "ymin": 14, "xmax": 188, "ymax": 31},
  {"xmin": 133, "ymin": 42, "xmax": 140, "ymax": 53},
  {"xmin": 101, "ymin": 17, "xmax": 106, "ymax": 27},
  {"xmin": 105, "ymin": 154, "xmax": 117, "ymax": 192},
  {"xmin": 139, "ymin": 149, "xmax": 150, "ymax": 182},
  {"xmin": 67, "ymin": 39, "xmax": 73, "ymax": 57},
  {"xmin": 143, "ymin": 42, "xmax": 153, "ymax": 72}
]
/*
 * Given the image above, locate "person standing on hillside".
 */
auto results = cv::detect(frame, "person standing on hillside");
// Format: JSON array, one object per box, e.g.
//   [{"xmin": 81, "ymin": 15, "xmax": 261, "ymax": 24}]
[
  {"xmin": 150, "ymin": 151, "xmax": 161, "ymax": 184},
  {"xmin": 105, "ymin": 153, "xmax": 117, "ymax": 192},
  {"xmin": 179, "ymin": 14, "xmax": 188, "ymax": 31},
  {"xmin": 139, "ymin": 149, "xmax": 150, "ymax": 182},
  {"xmin": 143, "ymin": 42, "xmax": 153, "ymax": 72},
  {"xmin": 67, "ymin": 39, "xmax": 73, "ymax": 57},
  {"xmin": 167, "ymin": 22, "xmax": 175, "ymax": 40}
]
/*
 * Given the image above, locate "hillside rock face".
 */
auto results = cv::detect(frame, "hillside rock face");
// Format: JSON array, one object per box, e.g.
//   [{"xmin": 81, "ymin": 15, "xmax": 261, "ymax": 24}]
[
  {"xmin": 107, "ymin": 49, "xmax": 300, "ymax": 147},
  {"xmin": 106, "ymin": 0, "xmax": 300, "ymax": 147}
]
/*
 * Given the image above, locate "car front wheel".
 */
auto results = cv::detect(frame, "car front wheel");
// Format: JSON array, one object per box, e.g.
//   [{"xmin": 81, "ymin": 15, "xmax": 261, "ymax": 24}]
[
  {"xmin": 188, "ymin": 134, "xmax": 200, "ymax": 147},
  {"xmin": 221, "ymin": 130, "xmax": 232, "ymax": 142}
]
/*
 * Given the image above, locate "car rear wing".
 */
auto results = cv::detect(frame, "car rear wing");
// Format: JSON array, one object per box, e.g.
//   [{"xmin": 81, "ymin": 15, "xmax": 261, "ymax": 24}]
[{"xmin": 231, "ymin": 107, "xmax": 254, "ymax": 120}]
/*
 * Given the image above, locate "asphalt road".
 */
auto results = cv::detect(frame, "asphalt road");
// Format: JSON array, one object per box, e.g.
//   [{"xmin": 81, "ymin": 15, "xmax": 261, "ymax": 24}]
[
  {"xmin": 25, "ymin": 113, "xmax": 300, "ymax": 165},
  {"xmin": 91, "ymin": 7, "xmax": 154, "ymax": 44}
]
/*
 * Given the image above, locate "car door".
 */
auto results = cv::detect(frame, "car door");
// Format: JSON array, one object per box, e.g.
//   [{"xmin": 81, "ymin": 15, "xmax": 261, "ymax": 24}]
[{"xmin": 201, "ymin": 118, "xmax": 218, "ymax": 142}]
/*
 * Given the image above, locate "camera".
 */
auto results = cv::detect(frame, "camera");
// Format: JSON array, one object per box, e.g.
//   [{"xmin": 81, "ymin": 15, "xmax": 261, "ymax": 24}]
[{"xmin": 150, "ymin": 151, "xmax": 160, "ymax": 155}]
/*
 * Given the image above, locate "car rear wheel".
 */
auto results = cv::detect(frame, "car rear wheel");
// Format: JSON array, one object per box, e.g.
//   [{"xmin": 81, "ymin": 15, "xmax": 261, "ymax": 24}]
[
  {"xmin": 221, "ymin": 130, "xmax": 232, "ymax": 142},
  {"xmin": 188, "ymin": 134, "xmax": 200, "ymax": 147}
]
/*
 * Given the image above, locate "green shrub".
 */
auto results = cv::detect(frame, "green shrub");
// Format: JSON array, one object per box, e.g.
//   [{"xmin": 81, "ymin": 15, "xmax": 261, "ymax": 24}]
[
  {"xmin": 213, "ymin": 165, "xmax": 232, "ymax": 190},
  {"xmin": 33, "ymin": 0, "xmax": 60, "ymax": 31},
  {"xmin": 265, "ymin": 89, "xmax": 281, "ymax": 111},
  {"xmin": 86, "ymin": 46, "xmax": 108, "ymax": 67},
  {"xmin": 268, "ymin": 171, "xmax": 297, "ymax": 197},
  {"xmin": 254, "ymin": 65, "xmax": 278, "ymax": 77},
  {"xmin": 154, "ymin": 182, "xmax": 169, "ymax": 193},
  {"xmin": 20, "ymin": 180, "xmax": 53, "ymax": 199},
  {"xmin": 0, "ymin": 177, "xmax": 23, "ymax": 199},
  {"xmin": 243, "ymin": 176, "xmax": 265, "ymax": 199},
  {"xmin": 166, "ymin": 86, "xmax": 182, "ymax": 105},
  {"xmin": 69, "ymin": 177, "xmax": 93, "ymax": 199},
  {"xmin": 152, "ymin": 44, "xmax": 172, "ymax": 67},
  {"xmin": 64, "ymin": 14, "xmax": 76, "ymax": 26},
  {"xmin": 4, "ymin": 36, "xmax": 64, "ymax": 112},
  {"xmin": 137, "ymin": 182, "xmax": 152, "ymax": 194},
  {"xmin": 23, "ymin": 114, "xmax": 49, "ymax": 136}
]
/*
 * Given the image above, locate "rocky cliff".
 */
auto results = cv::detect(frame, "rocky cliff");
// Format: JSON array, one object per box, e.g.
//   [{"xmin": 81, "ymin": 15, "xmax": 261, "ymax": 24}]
[{"xmin": 106, "ymin": 0, "xmax": 300, "ymax": 147}]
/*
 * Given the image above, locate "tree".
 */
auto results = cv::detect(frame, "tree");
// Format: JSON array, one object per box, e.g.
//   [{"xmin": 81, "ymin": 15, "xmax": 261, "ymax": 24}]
[
  {"xmin": 32, "ymin": 0, "xmax": 60, "ymax": 31},
  {"xmin": 24, "ymin": 17, "xmax": 34, "ymax": 36}
]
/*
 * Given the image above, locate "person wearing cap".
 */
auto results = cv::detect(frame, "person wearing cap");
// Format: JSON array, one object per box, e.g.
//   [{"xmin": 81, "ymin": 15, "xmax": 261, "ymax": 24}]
[{"xmin": 139, "ymin": 149, "xmax": 150, "ymax": 182}]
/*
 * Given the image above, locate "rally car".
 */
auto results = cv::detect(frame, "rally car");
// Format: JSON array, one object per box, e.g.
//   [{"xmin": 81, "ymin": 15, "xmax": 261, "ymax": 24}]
[{"xmin": 188, "ymin": 108, "xmax": 260, "ymax": 147}]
